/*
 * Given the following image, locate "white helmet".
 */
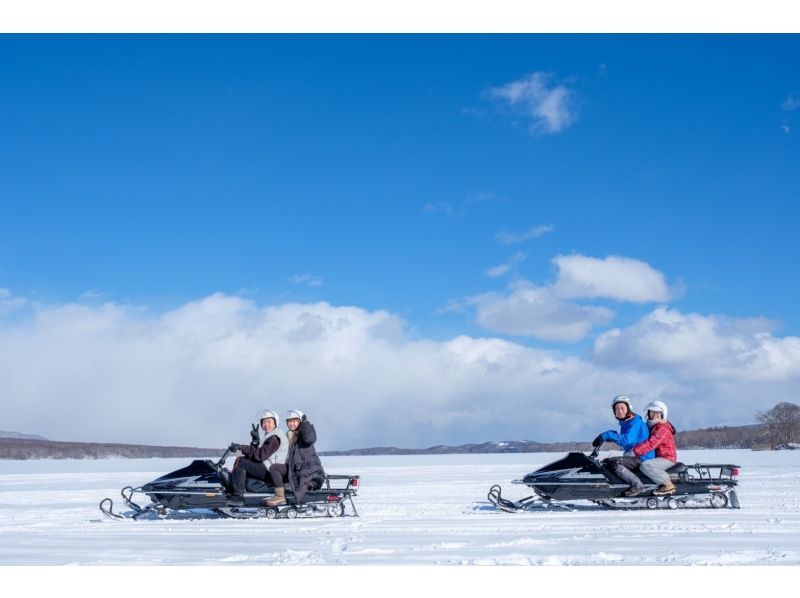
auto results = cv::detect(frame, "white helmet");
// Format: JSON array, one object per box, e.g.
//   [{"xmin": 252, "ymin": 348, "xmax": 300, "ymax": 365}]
[
  {"xmin": 285, "ymin": 409, "xmax": 304, "ymax": 422},
  {"xmin": 256, "ymin": 409, "xmax": 280, "ymax": 426},
  {"xmin": 611, "ymin": 395, "xmax": 633, "ymax": 412},
  {"xmin": 644, "ymin": 400, "xmax": 668, "ymax": 422}
]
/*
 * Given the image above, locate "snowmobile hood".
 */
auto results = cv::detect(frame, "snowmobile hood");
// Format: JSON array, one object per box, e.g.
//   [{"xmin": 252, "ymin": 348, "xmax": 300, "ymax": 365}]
[
  {"xmin": 522, "ymin": 452, "xmax": 604, "ymax": 485},
  {"xmin": 141, "ymin": 459, "xmax": 223, "ymax": 492}
]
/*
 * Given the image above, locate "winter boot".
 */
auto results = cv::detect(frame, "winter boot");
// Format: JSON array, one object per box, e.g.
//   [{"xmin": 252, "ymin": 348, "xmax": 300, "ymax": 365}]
[
  {"xmin": 265, "ymin": 487, "xmax": 286, "ymax": 507},
  {"xmin": 623, "ymin": 485, "xmax": 645, "ymax": 497},
  {"xmin": 228, "ymin": 495, "xmax": 245, "ymax": 506},
  {"xmin": 652, "ymin": 481, "xmax": 676, "ymax": 496}
]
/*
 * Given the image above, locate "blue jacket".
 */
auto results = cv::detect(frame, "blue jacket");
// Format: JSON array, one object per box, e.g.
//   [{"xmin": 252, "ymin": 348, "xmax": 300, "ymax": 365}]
[{"xmin": 600, "ymin": 413, "xmax": 655, "ymax": 461}]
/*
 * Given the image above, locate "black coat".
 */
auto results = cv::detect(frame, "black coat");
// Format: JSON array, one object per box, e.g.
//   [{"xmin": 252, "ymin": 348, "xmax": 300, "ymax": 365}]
[{"xmin": 287, "ymin": 420, "xmax": 325, "ymax": 501}]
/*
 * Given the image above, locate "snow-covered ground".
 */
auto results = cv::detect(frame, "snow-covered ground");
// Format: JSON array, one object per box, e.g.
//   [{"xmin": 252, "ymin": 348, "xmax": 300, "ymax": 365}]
[{"xmin": 1, "ymin": 449, "xmax": 798, "ymax": 565}]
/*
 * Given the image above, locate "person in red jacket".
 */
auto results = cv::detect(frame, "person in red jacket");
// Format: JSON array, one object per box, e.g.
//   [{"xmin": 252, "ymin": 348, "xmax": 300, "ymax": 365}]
[{"xmin": 632, "ymin": 400, "xmax": 678, "ymax": 496}]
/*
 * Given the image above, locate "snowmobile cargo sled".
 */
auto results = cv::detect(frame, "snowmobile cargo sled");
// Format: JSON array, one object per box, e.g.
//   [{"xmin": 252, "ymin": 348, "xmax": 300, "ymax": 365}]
[
  {"xmin": 488, "ymin": 447, "xmax": 740, "ymax": 512},
  {"xmin": 100, "ymin": 448, "xmax": 360, "ymax": 520}
]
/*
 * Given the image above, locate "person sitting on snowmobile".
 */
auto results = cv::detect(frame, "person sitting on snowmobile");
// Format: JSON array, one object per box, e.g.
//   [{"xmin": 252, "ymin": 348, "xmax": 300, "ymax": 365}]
[
  {"xmin": 265, "ymin": 409, "xmax": 325, "ymax": 506},
  {"xmin": 631, "ymin": 401, "xmax": 678, "ymax": 496},
  {"xmin": 227, "ymin": 409, "xmax": 289, "ymax": 506},
  {"xmin": 592, "ymin": 395, "xmax": 655, "ymax": 497}
]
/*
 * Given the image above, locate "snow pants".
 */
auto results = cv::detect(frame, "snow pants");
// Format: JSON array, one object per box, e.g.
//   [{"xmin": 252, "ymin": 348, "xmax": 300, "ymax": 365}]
[{"xmin": 640, "ymin": 458, "xmax": 676, "ymax": 486}]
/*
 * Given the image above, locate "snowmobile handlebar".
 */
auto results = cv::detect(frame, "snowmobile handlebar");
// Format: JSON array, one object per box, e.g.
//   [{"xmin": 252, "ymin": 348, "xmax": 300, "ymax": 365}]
[
  {"xmin": 215, "ymin": 447, "xmax": 233, "ymax": 468},
  {"xmin": 589, "ymin": 445, "xmax": 601, "ymax": 460}
]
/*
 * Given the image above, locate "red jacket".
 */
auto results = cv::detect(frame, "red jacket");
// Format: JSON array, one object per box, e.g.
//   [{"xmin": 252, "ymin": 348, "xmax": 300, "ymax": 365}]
[{"xmin": 633, "ymin": 422, "xmax": 678, "ymax": 462}]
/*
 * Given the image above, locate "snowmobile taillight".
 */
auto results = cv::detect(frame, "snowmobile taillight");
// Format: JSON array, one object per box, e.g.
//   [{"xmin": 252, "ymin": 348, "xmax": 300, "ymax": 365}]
[
  {"xmin": 733, "ymin": 468, "xmax": 739, "ymax": 476},
  {"xmin": 350, "ymin": 477, "xmax": 359, "ymax": 488},
  {"xmin": 327, "ymin": 495, "xmax": 339, "ymax": 502}
]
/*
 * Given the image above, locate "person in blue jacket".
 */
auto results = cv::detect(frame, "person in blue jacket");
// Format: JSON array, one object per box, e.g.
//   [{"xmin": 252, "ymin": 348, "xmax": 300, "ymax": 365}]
[{"xmin": 592, "ymin": 395, "xmax": 655, "ymax": 496}]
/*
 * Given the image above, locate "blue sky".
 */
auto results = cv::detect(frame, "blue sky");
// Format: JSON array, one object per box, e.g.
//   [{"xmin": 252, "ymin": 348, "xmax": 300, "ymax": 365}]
[{"xmin": 1, "ymin": 35, "xmax": 799, "ymax": 448}]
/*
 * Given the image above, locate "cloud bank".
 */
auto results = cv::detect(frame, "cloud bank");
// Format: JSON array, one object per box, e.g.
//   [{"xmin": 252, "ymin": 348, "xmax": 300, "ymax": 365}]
[{"xmin": 1, "ymin": 289, "xmax": 799, "ymax": 450}]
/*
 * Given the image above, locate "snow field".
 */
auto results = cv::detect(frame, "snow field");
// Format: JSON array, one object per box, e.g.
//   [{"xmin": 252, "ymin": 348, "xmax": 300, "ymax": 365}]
[{"xmin": 0, "ymin": 450, "xmax": 799, "ymax": 565}]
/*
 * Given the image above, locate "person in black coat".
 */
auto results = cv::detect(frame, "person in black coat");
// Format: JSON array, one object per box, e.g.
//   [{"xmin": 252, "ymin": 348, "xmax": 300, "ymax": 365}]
[{"xmin": 283, "ymin": 410, "xmax": 326, "ymax": 503}]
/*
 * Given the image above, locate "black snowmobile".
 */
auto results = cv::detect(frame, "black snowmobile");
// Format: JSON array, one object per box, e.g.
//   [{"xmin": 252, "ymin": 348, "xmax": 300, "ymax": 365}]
[
  {"xmin": 488, "ymin": 447, "xmax": 740, "ymax": 512},
  {"xmin": 100, "ymin": 448, "xmax": 360, "ymax": 520}
]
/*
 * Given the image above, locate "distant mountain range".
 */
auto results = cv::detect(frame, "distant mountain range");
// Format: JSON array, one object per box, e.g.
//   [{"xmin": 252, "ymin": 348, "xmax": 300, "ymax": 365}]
[
  {"xmin": 0, "ymin": 423, "xmax": 771, "ymax": 460},
  {"xmin": 0, "ymin": 431, "xmax": 49, "ymax": 441},
  {"xmin": 0, "ymin": 438, "xmax": 222, "ymax": 460},
  {"xmin": 319, "ymin": 424, "xmax": 771, "ymax": 456}
]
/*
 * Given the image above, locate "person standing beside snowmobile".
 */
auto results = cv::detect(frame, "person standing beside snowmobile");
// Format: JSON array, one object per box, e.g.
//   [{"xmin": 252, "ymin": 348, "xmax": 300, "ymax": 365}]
[
  {"xmin": 228, "ymin": 410, "xmax": 289, "ymax": 505},
  {"xmin": 266, "ymin": 410, "xmax": 325, "ymax": 506},
  {"xmin": 592, "ymin": 395, "xmax": 655, "ymax": 496},
  {"xmin": 632, "ymin": 401, "xmax": 678, "ymax": 496}
]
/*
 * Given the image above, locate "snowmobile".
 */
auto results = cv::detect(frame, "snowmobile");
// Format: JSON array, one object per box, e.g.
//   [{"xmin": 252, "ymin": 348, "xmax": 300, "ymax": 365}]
[
  {"xmin": 100, "ymin": 447, "xmax": 360, "ymax": 520},
  {"xmin": 487, "ymin": 446, "xmax": 740, "ymax": 512}
]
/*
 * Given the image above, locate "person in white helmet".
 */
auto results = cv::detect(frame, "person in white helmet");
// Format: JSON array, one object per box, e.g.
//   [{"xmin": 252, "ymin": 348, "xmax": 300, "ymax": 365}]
[
  {"xmin": 266, "ymin": 409, "xmax": 325, "ymax": 506},
  {"xmin": 631, "ymin": 401, "xmax": 679, "ymax": 496},
  {"xmin": 227, "ymin": 410, "xmax": 288, "ymax": 506},
  {"xmin": 592, "ymin": 395, "xmax": 655, "ymax": 497}
]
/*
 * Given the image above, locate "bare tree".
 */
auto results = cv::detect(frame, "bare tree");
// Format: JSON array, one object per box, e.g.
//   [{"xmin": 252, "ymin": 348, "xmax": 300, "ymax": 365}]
[{"xmin": 756, "ymin": 402, "xmax": 800, "ymax": 448}]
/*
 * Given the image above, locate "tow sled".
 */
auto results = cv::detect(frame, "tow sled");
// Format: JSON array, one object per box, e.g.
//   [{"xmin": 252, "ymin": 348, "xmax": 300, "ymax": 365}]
[
  {"xmin": 100, "ymin": 448, "xmax": 360, "ymax": 520},
  {"xmin": 488, "ymin": 447, "xmax": 740, "ymax": 512}
]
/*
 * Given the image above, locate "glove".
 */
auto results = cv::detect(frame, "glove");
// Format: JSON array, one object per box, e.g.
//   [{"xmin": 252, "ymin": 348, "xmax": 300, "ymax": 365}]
[
  {"xmin": 228, "ymin": 442, "xmax": 242, "ymax": 452},
  {"xmin": 249, "ymin": 423, "xmax": 260, "ymax": 446},
  {"xmin": 592, "ymin": 435, "xmax": 605, "ymax": 448}
]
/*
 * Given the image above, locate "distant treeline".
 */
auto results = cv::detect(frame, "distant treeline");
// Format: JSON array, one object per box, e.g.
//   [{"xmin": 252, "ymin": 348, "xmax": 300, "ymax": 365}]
[
  {"xmin": 0, "ymin": 423, "xmax": 773, "ymax": 460},
  {"xmin": 0, "ymin": 438, "xmax": 222, "ymax": 460},
  {"xmin": 675, "ymin": 424, "xmax": 769, "ymax": 450}
]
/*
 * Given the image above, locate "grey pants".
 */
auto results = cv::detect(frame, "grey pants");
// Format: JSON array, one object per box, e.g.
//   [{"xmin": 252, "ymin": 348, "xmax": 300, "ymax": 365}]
[
  {"xmin": 640, "ymin": 458, "xmax": 676, "ymax": 486},
  {"xmin": 603, "ymin": 456, "xmax": 643, "ymax": 488}
]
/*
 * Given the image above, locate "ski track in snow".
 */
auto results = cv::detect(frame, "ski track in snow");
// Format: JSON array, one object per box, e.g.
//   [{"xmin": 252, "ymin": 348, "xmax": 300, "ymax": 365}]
[{"xmin": 1, "ymin": 450, "xmax": 799, "ymax": 565}]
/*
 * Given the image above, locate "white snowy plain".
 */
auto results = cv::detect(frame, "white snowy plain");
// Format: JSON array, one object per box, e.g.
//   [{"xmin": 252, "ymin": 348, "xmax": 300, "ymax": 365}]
[{"xmin": 1, "ymin": 449, "xmax": 799, "ymax": 565}]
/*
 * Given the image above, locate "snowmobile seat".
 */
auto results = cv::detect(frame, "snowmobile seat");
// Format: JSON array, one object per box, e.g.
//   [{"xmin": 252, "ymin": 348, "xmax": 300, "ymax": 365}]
[
  {"xmin": 245, "ymin": 478, "xmax": 277, "ymax": 493},
  {"xmin": 244, "ymin": 478, "xmax": 294, "ymax": 494},
  {"xmin": 666, "ymin": 462, "xmax": 686, "ymax": 474}
]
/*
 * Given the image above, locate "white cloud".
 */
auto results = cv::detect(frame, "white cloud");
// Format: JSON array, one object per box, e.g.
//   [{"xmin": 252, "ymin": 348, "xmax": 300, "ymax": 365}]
[
  {"xmin": 485, "ymin": 251, "xmax": 527, "ymax": 278},
  {"xmin": 0, "ymin": 288, "xmax": 26, "ymax": 316},
  {"xmin": 464, "ymin": 191, "xmax": 496, "ymax": 206},
  {"xmin": 591, "ymin": 306, "xmax": 799, "ymax": 381},
  {"xmin": 80, "ymin": 289, "xmax": 110, "ymax": 300},
  {"xmin": 422, "ymin": 202, "xmax": 455, "ymax": 216},
  {"xmin": 589, "ymin": 307, "xmax": 800, "ymax": 430},
  {"xmin": 423, "ymin": 192, "xmax": 496, "ymax": 217},
  {"xmin": 495, "ymin": 224, "xmax": 554, "ymax": 244},
  {"xmin": 485, "ymin": 72, "xmax": 577, "ymax": 134},
  {"xmin": 782, "ymin": 94, "xmax": 800, "ymax": 111},
  {"xmin": 1, "ymin": 293, "xmax": 799, "ymax": 449},
  {"xmin": 469, "ymin": 280, "xmax": 614, "ymax": 342},
  {"xmin": 553, "ymin": 254, "xmax": 673, "ymax": 303},
  {"xmin": 290, "ymin": 273, "xmax": 324, "ymax": 287},
  {"xmin": 468, "ymin": 253, "xmax": 672, "ymax": 340}
]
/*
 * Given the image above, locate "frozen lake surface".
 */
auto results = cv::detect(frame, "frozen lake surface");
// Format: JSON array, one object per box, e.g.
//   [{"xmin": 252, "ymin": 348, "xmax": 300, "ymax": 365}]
[{"xmin": 1, "ymin": 450, "xmax": 799, "ymax": 565}]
